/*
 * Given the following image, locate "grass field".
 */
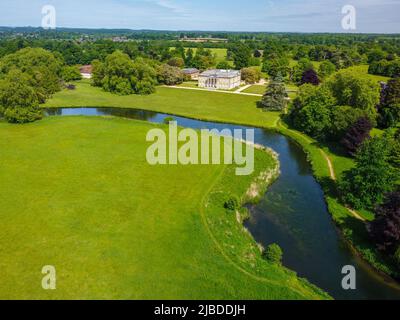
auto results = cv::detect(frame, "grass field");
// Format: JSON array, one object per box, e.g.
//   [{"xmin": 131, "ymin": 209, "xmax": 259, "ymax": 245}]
[
  {"xmin": 44, "ymin": 81, "xmax": 281, "ymax": 128},
  {"xmin": 341, "ymin": 65, "xmax": 390, "ymax": 83},
  {"xmin": 0, "ymin": 116, "xmax": 328, "ymax": 299},
  {"xmin": 242, "ymin": 85, "xmax": 266, "ymax": 95},
  {"xmin": 171, "ymin": 47, "xmax": 230, "ymax": 64}
]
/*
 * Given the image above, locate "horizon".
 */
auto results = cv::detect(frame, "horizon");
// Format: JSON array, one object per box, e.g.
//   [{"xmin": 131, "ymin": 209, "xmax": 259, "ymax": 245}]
[
  {"xmin": 1, "ymin": 0, "xmax": 399, "ymax": 34},
  {"xmin": 1, "ymin": 25, "xmax": 400, "ymax": 35}
]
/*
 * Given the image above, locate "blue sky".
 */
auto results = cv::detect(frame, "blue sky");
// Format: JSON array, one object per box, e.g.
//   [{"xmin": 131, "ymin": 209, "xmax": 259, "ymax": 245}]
[{"xmin": 0, "ymin": 0, "xmax": 399, "ymax": 33}]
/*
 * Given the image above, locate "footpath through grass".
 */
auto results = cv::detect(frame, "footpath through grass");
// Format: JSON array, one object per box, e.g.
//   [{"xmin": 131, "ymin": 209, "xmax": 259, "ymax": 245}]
[{"xmin": 0, "ymin": 116, "xmax": 328, "ymax": 299}]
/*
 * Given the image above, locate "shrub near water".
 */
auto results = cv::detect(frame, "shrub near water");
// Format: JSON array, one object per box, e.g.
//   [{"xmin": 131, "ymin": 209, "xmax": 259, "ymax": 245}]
[{"xmin": 263, "ymin": 244, "xmax": 283, "ymax": 265}]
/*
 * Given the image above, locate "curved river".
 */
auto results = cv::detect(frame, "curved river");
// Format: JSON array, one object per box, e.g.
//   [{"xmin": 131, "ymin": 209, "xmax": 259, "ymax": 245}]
[{"xmin": 45, "ymin": 107, "xmax": 400, "ymax": 300}]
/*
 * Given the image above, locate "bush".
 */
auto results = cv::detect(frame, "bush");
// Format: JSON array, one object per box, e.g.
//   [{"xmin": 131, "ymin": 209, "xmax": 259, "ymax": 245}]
[
  {"xmin": 61, "ymin": 66, "xmax": 82, "ymax": 82},
  {"xmin": 241, "ymin": 67, "xmax": 262, "ymax": 84},
  {"xmin": 163, "ymin": 116, "xmax": 175, "ymax": 124},
  {"xmin": 157, "ymin": 64, "xmax": 184, "ymax": 85},
  {"xmin": 263, "ymin": 243, "xmax": 283, "ymax": 265},
  {"xmin": 224, "ymin": 195, "xmax": 240, "ymax": 211},
  {"xmin": 341, "ymin": 117, "xmax": 373, "ymax": 157}
]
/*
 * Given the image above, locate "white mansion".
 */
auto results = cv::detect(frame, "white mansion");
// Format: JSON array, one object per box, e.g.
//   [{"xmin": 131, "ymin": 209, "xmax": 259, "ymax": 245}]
[{"xmin": 198, "ymin": 69, "xmax": 241, "ymax": 90}]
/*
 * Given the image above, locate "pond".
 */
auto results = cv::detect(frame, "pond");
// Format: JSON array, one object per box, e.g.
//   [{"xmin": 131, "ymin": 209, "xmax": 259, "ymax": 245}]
[{"xmin": 44, "ymin": 107, "xmax": 400, "ymax": 300}]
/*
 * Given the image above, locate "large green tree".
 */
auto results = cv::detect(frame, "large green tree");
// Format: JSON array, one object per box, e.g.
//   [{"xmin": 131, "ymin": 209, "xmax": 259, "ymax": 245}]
[
  {"xmin": 0, "ymin": 47, "xmax": 62, "ymax": 103},
  {"xmin": 327, "ymin": 71, "xmax": 381, "ymax": 120},
  {"xmin": 0, "ymin": 69, "xmax": 41, "ymax": 123},
  {"xmin": 339, "ymin": 137, "xmax": 398, "ymax": 210},
  {"xmin": 92, "ymin": 51, "xmax": 157, "ymax": 95},
  {"xmin": 229, "ymin": 42, "xmax": 252, "ymax": 69},
  {"xmin": 258, "ymin": 74, "xmax": 287, "ymax": 111}
]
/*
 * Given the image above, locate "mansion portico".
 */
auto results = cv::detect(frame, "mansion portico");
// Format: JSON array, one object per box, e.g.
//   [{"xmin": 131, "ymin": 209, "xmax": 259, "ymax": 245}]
[{"xmin": 198, "ymin": 69, "xmax": 241, "ymax": 90}]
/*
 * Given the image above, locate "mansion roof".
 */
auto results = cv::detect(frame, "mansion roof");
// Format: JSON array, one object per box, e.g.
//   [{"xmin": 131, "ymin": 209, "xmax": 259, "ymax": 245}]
[{"xmin": 200, "ymin": 69, "xmax": 241, "ymax": 79}]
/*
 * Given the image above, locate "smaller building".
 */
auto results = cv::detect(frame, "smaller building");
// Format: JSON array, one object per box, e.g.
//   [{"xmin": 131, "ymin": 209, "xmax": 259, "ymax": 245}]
[
  {"xmin": 182, "ymin": 68, "xmax": 200, "ymax": 80},
  {"xmin": 80, "ymin": 65, "xmax": 93, "ymax": 79},
  {"xmin": 198, "ymin": 69, "xmax": 241, "ymax": 90}
]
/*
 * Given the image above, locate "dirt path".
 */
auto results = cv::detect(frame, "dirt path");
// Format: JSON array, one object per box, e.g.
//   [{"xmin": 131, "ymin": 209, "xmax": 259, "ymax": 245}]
[
  {"xmin": 320, "ymin": 149, "xmax": 336, "ymax": 181},
  {"xmin": 320, "ymin": 150, "xmax": 366, "ymax": 222},
  {"xmin": 234, "ymin": 84, "xmax": 252, "ymax": 93}
]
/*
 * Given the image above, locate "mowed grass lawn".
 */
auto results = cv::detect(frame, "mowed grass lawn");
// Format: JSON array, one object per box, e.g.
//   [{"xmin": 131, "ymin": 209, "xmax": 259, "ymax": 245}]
[
  {"xmin": 44, "ymin": 80, "xmax": 281, "ymax": 128},
  {"xmin": 0, "ymin": 116, "xmax": 327, "ymax": 299}
]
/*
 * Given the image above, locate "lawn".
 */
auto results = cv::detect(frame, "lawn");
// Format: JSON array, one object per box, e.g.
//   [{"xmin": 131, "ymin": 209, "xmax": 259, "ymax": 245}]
[
  {"xmin": 340, "ymin": 65, "xmax": 390, "ymax": 83},
  {"xmin": 0, "ymin": 116, "xmax": 328, "ymax": 299},
  {"xmin": 44, "ymin": 80, "xmax": 281, "ymax": 128},
  {"xmin": 242, "ymin": 85, "xmax": 266, "ymax": 95},
  {"xmin": 171, "ymin": 47, "xmax": 230, "ymax": 64}
]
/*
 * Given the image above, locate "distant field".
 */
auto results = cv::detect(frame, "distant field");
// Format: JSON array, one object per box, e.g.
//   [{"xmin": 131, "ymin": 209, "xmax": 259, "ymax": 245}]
[
  {"xmin": 289, "ymin": 59, "xmax": 322, "ymax": 69},
  {"xmin": 170, "ymin": 47, "xmax": 230, "ymax": 64},
  {"xmin": 341, "ymin": 65, "xmax": 391, "ymax": 83}
]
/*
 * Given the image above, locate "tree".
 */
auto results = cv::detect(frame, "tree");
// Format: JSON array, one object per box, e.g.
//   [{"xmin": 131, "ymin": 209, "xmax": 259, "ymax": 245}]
[
  {"xmin": 185, "ymin": 48, "xmax": 194, "ymax": 67},
  {"xmin": 191, "ymin": 48, "xmax": 216, "ymax": 70},
  {"xmin": 241, "ymin": 67, "xmax": 262, "ymax": 84},
  {"xmin": 258, "ymin": 73, "xmax": 287, "ymax": 111},
  {"xmin": 293, "ymin": 102, "xmax": 331, "ymax": 139},
  {"xmin": 262, "ymin": 57, "xmax": 289, "ymax": 78},
  {"xmin": 61, "ymin": 66, "xmax": 82, "ymax": 82},
  {"xmin": 378, "ymin": 78, "xmax": 400, "ymax": 128},
  {"xmin": 318, "ymin": 60, "xmax": 336, "ymax": 79},
  {"xmin": 341, "ymin": 117, "xmax": 373, "ymax": 156},
  {"xmin": 263, "ymin": 243, "xmax": 283, "ymax": 265},
  {"xmin": 216, "ymin": 61, "xmax": 232, "ymax": 69},
  {"xmin": 367, "ymin": 49, "xmax": 387, "ymax": 64},
  {"xmin": 91, "ymin": 59, "xmax": 105, "ymax": 87},
  {"xmin": 0, "ymin": 69, "xmax": 41, "ymax": 123},
  {"xmin": 254, "ymin": 50, "xmax": 262, "ymax": 58},
  {"xmin": 292, "ymin": 58, "xmax": 314, "ymax": 83},
  {"xmin": 0, "ymin": 47, "xmax": 63, "ymax": 103},
  {"xmin": 93, "ymin": 51, "xmax": 157, "ymax": 95},
  {"xmin": 157, "ymin": 64, "xmax": 184, "ymax": 85},
  {"xmin": 327, "ymin": 71, "xmax": 381, "ymax": 120},
  {"xmin": 367, "ymin": 192, "xmax": 400, "ymax": 254},
  {"xmin": 167, "ymin": 57, "xmax": 184, "ymax": 68},
  {"xmin": 301, "ymin": 69, "xmax": 320, "ymax": 86},
  {"xmin": 229, "ymin": 42, "xmax": 252, "ymax": 69},
  {"xmin": 329, "ymin": 106, "xmax": 367, "ymax": 140},
  {"xmin": 130, "ymin": 58, "xmax": 158, "ymax": 95},
  {"xmin": 339, "ymin": 137, "xmax": 397, "ymax": 210}
]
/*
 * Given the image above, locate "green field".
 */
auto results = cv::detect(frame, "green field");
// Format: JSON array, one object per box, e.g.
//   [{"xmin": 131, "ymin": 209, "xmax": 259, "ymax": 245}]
[
  {"xmin": 171, "ymin": 47, "xmax": 230, "ymax": 64},
  {"xmin": 242, "ymin": 85, "xmax": 266, "ymax": 95},
  {"xmin": 0, "ymin": 116, "xmax": 328, "ymax": 299},
  {"xmin": 340, "ymin": 65, "xmax": 391, "ymax": 83},
  {"xmin": 44, "ymin": 81, "xmax": 281, "ymax": 128}
]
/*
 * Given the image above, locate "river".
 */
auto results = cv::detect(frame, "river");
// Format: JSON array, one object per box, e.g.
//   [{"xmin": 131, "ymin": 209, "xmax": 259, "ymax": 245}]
[{"xmin": 44, "ymin": 107, "xmax": 400, "ymax": 300}]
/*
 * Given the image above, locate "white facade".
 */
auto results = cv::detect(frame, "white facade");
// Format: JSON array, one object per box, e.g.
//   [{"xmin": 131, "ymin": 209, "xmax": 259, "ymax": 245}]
[
  {"xmin": 81, "ymin": 73, "xmax": 92, "ymax": 79},
  {"xmin": 198, "ymin": 69, "xmax": 241, "ymax": 90}
]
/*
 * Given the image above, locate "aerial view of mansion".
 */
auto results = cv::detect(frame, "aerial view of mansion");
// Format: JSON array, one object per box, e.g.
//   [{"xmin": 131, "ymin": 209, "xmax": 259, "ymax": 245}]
[{"xmin": 198, "ymin": 69, "xmax": 241, "ymax": 90}]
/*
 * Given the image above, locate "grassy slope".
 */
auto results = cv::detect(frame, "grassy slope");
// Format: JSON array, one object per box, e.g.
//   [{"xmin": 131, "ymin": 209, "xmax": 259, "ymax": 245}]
[
  {"xmin": 0, "ymin": 116, "xmax": 328, "ymax": 299},
  {"xmin": 44, "ymin": 80, "xmax": 281, "ymax": 128},
  {"xmin": 342, "ymin": 65, "xmax": 391, "ymax": 83}
]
